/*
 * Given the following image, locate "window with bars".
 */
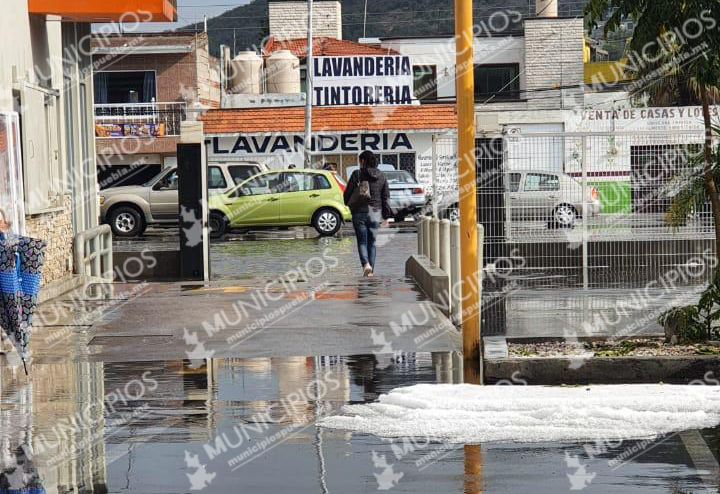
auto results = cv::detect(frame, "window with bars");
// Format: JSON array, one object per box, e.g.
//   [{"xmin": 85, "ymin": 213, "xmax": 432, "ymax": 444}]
[
  {"xmin": 413, "ymin": 65, "xmax": 438, "ymax": 102},
  {"xmin": 473, "ymin": 64, "xmax": 520, "ymax": 101}
]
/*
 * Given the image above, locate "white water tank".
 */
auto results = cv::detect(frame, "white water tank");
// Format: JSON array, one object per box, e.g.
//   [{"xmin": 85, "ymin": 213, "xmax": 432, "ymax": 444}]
[
  {"xmin": 229, "ymin": 51, "xmax": 263, "ymax": 94},
  {"xmin": 265, "ymin": 50, "xmax": 300, "ymax": 93}
]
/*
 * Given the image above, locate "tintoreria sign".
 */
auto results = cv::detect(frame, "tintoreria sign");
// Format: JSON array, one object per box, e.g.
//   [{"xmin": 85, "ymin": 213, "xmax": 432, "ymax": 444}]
[{"xmin": 312, "ymin": 55, "xmax": 415, "ymax": 106}]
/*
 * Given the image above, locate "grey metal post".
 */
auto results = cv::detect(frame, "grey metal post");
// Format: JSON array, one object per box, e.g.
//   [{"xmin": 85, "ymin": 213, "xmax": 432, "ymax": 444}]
[
  {"xmin": 429, "ymin": 217, "xmax": 440, "ymax": 265},
  {"xmin": 439, "ymin": 219, "xmax": 451, "ymax": 273},
  {"xmin": 449, "ymin": 220, "xmax": 461, "ymax": 324},
  {"xmin": 439, "ymin": 218, "xmax": 451, "ymax": 313},
  {"xmin": 105, "ymin": 229, "xmax": 113, "ymax": 280},
  {"xmin": 476, "ymin": 223, "xmax": 485, "ymax": 384},
  {"xmin": 417, "ymin": 217, "xmax": 425, "ymax": 256},
  {"xmin": 581, "ymin": 135, "xmax": 588, "ymax": 289},
  {"xmin": 423, "ymin": 217, "xmax": 431, "ymax": 259},
  {"xmin": 432, "ymin": 134, "xmax": 438, "ymax": 218},
  {"xmin": 92, "ymin": 235, "xmax": 100, "ymax": 276},
  {"xmin": 303, "ymin": 0, "xmax": 314, "ymax": 168}
]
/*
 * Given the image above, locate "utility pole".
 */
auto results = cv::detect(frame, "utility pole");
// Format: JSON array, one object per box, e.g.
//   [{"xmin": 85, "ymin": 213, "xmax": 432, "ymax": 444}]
[
  {"xmin": 304, "ymin": 0, "xmax": 314, "ymax": 168},
  {"xmin": 363, "ymin": 0, "xmax": 369, "ymax": 38},
  {"xmin": 455, "ymin": 0, "xmax": 481, "ymax": 384}
]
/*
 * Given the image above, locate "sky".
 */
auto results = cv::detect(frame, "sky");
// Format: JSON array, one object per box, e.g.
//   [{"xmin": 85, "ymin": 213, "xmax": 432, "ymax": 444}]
[{"xmin": 98, "ymin": 0, "xmax": 252, "ymax": 33}]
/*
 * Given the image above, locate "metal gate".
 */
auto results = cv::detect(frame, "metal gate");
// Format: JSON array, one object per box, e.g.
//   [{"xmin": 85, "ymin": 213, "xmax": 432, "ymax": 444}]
[{"xmin": 476, "ymin": 130, "xmax": 716, "ymax": 290}]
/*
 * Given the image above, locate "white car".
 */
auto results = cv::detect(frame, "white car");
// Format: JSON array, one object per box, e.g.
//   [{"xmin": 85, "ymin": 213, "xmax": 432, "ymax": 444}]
[{"xmin": 436, "ymin": 170, "xmax": 600, "ymax": 227}]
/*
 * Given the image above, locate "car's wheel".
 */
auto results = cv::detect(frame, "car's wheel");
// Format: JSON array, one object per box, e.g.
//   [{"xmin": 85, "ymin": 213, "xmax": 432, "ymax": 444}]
[
  {"xmin": 109, "ymin": 206, "xmax": 145, "ymax": 237},
  {"xmin": 209, "ymin": 212, "xmax": 228, "ymax": 239},
  {"xmin": 313, "ymin": 208, "xmax": 341, "ymax": 236},
  {"xmin": 553, "ymin": 204, "xmax": 577, "ymax": 228}
]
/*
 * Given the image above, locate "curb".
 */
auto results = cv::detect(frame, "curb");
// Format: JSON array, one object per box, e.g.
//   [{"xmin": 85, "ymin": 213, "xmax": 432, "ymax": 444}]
[{"xmin": 484, "ymin": 356, "xmax": 720, "ymax": 384}]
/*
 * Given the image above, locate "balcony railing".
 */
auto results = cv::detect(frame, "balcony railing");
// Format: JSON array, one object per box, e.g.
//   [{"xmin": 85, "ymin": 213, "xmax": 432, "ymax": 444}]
[{"xmin": 94, "ymin": 102, "xmax": 187, "ymax": 138}]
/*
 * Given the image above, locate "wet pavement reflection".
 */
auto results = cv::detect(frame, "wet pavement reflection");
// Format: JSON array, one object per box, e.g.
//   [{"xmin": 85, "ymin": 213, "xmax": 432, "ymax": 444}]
[
  {"xmin": 0, "ymin": 354, "xmax": 716, "ymax": 493},
  {"xmin": 211, "ymin": 231, "xmax": 416, "ymax": 281}
]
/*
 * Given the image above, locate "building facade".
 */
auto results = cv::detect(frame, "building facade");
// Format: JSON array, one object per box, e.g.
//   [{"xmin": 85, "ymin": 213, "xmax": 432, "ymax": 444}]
[
  {"xmin": 92, "ymin": 32, "xmax": 220, "ymax": 188},
  {"xmin": 0, "ymin": 1, "xmax": 175, "ymax": 287}
]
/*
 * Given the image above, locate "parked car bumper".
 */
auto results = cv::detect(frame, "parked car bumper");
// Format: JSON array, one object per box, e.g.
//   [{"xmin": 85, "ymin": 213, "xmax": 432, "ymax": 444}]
[{"xmin": 389, "ymin": 196, "xmax": 427, "ymax": 216}]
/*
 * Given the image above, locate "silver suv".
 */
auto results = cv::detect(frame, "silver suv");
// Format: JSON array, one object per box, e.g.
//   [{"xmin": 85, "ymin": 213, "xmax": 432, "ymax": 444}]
[{"xmin": 100, "ymin": 162, "xmax": 263, "ymax": 236}]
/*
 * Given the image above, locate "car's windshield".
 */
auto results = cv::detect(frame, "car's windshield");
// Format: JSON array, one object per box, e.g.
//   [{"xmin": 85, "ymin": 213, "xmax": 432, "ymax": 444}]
[
  {"xmin": 143, "ymin": 169, "xmax": 169, "ymax": 187},
  {"xmin": 384, "ymin": 171, "xmax": 416, "ymax": 184}
]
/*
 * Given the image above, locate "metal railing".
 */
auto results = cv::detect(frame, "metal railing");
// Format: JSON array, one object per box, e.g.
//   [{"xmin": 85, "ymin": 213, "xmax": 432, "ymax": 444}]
[
  {"xmin": 469, "ymin": 131, "xmax": 719, "ymax": 289},
  {"xmin": 74, "ymin": 224, "xmax": 113, "ymax": 280},
  {"xmin": 94, "ymin": 102, "xmax": 187, "ymax": 137}
]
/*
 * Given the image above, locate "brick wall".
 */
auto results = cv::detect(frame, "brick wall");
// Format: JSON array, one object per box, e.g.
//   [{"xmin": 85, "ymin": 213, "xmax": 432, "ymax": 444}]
[
  {"xmin": 95, "ymin": 51, "xmax": 197, "ymax": 102},
  {"xmin": 523, "ymin": 17, "xmax": 584, "ymax": 110},
  {"xmin": 25, "ymin": 195, "xmax": 73, "ymax": 286},
  {"xmin": 268, "ymin": 0, "xmax": 342, "ymax": 40}
]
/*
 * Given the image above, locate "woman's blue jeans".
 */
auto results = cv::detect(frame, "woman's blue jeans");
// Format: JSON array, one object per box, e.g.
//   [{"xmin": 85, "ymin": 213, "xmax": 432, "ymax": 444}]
[{"xmin": 352, "ymin": 210, "xmax": 381, "ymax": 269}]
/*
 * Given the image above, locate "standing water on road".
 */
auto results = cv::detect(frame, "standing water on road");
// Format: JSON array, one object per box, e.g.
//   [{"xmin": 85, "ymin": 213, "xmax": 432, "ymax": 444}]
[
  {"xmin": 0, "ymin": 356, "xmax": 717, "ymax": 493},
  {"xmin": 211, "ymin": 230, "xmax": 416, "ymax": 281}
]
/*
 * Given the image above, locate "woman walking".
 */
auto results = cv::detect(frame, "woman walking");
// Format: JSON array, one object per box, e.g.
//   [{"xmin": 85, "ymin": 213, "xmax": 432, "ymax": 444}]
[{"xmin": 344, "ymin": 150, "xmax": 392, "ymax": 277}]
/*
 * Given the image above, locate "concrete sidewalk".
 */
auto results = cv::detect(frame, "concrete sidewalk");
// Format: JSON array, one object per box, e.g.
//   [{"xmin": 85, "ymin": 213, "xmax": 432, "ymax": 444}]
[{"xmin": 26, "ymin": 276, "xmax": 460, "ymax": 365}]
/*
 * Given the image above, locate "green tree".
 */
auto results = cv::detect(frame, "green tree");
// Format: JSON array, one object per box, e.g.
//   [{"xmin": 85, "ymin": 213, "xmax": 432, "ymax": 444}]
[{"xmin": 586, "ymin": 0, "xmax": 720, "ymax": 260}]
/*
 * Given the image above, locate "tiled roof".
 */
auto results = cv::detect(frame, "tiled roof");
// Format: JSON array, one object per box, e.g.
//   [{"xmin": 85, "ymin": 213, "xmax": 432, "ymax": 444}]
[
  {"xmin": 201, "ymin": 105, "xmax": 457, "ymax": 134},
  {"xmin": 262, "ymin": 37, "xmax": 399, "ymax": 58}
]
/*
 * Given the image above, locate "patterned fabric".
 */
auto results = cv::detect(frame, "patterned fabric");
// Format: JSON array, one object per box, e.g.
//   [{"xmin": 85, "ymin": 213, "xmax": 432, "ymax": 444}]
[{"xmin": 0, "ymin": 234, "xmax": 46, "ymax": 361}]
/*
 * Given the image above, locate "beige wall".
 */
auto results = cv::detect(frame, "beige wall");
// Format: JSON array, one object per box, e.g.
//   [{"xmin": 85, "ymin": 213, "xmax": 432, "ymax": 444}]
[
  {"xmin": 0, "ymin": 5, "xmax": 99, "ymax": 286},
  {"xmin": 524, "ymin": 17, "xmax": 585, "ymax": 110},
  {"xmin": 269, "ymin": 0, "xmax": 342, "ymax": 40}
]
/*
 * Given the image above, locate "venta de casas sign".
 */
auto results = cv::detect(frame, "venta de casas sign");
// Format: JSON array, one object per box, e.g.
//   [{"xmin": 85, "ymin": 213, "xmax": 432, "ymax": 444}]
[
  {"xmin": 208, "ymin": 132, "xmax": 413, "ymax": 156},
  {"xmin": 311, "ymin": 55, "xmax": 415, "ymax": 106}
]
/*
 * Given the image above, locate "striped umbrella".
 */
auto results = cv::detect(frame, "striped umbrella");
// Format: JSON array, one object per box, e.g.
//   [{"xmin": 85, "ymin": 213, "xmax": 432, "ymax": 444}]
[{"xmin": 0, "ymin": 234, "xmax": 46, "ymax": 374}]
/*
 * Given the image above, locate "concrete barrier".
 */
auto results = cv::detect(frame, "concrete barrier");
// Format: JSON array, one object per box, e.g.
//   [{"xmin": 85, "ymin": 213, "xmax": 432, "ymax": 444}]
[
  {"xmin": 484, "ymin": 356, "xmax": 720, "ymax": 384},
  {"xmin": 113, "ymin": 250, "xmax": 181, "ymax": 281},
  {"xmin": 409, "ymin": 218, "xmax": 484, "ymax": 321},
  {"xmin": 405, "ymin": 255, "xmax": 450, "ymax": 312}
]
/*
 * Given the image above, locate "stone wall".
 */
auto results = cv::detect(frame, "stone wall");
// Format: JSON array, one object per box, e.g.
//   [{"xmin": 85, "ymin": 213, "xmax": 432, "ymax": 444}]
[
  {"xmin": 268, "ymin": 0, "xmax": 342, "ymax": 40},
  {"xmin": 195, "ymin": 35, "xmax": 221, "ymax": 109},
  {"xmin": 523, "ymin": 17, "xmax": 584, "ymax": 110},
  {"xmin": 25, "ymin": 195, "xmax": 74, "ymax": 286}
]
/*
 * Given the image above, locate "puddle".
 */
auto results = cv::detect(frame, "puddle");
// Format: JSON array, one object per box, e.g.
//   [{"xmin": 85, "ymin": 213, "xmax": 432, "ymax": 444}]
[
  {"xmin": 0, "ymin": 355, "xmax": 715, "ymax": 493},
  {"xmin": 210, "ymin": 233, "xmax": 416, "ymax": 281}
]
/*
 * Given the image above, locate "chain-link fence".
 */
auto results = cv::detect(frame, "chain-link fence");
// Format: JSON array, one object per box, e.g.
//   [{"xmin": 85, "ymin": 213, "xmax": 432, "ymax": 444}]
[{"xmin": 473, "ymin": 131, "xmax": 716, "ymax": 290}]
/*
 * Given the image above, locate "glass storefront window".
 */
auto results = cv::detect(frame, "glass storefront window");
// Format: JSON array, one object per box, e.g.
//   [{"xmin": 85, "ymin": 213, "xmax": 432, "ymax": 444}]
[
  {"xmin": 309, "ymin": 152, "xmax": 417, "ymax": 180},
  {"xmin": 0, "ymin": 113, "xmax": 25, "ymax": 234}
]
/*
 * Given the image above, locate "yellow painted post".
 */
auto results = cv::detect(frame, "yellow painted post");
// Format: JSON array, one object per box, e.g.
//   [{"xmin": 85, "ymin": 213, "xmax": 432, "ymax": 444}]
[{"xmin": 455, "ymin": 0, "xmax": 481, "ymax": 384}]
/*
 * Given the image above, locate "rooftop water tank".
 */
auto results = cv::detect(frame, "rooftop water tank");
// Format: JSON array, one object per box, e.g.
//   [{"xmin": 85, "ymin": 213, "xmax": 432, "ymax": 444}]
[
  {"xmin": 229, "ymin": 50, "xmax": 263, "ymax": 94},
  {"xmin": 265, "ymin": 50, "xmax": 300, "ymax": 94}
]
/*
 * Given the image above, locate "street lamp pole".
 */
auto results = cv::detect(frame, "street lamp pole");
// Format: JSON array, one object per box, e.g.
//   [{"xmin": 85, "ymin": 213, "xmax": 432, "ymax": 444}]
[
  {"xmin": 304, "ymin": 0, "xmax": 314, "ymax": 168},
  {"xmin": 455, "ymin": 0, "xmax": 481, "ymax": 383}
]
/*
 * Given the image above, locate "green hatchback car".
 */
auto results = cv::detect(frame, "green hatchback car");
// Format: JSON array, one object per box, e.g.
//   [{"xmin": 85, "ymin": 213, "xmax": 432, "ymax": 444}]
[{"xmin": 208, "ymin": 169, "xmax": 352, "ymax": 238}]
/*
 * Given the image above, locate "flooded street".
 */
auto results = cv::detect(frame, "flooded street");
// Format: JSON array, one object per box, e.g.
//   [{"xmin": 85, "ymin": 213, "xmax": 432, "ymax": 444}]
[
  {"xmin": 1, "ymin": 355, "xmax": 717, "ymax": 493},
  {"xmin": 1, "ymin": 232, "xmax": 718, "ymax": 493},
  {"xmin": 210, "ymin": 229, "xmax": 416, "ymax": 281}
]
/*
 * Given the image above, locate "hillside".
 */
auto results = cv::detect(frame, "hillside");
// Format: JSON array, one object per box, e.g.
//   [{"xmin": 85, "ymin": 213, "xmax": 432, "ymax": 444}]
[{"xmin": 181, "ymin": 0, "xmax": 589, "ymax": 56}]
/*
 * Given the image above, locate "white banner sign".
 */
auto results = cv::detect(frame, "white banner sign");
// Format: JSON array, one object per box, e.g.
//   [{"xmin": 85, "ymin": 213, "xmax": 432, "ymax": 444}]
[{"xmin": 311, "ymin": 55, "xmax": 415, "ymax": 106}]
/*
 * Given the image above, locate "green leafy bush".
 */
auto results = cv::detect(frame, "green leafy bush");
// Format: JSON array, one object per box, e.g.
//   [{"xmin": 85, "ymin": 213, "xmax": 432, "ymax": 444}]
[{"xmin": 659, "ymin": 269, "xmax": 720, "ymax": 343}]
